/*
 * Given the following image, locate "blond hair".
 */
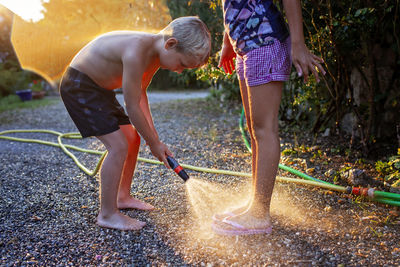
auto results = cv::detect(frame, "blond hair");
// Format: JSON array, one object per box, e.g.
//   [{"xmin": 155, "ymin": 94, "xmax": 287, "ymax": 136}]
[{"xmin": 161, "ymin": 16, "xmax": 211, "ymax": 65}]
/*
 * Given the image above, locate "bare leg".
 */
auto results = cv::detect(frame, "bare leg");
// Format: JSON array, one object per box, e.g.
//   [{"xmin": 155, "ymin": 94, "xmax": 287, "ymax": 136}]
[
  {"xmin": 214, "ymin": 79, "xmax": 253, "ymax": 220},
  {"xmin": 225, "ymin": 81, "xmax": 283, "ymax": 229},
  {"xmin": 117, "ymin": 124, "xmax": 154, "ymax": 210},
  {"xmin": 96, "ymin": 129, "xmax": 146, "ymax": 231},
  {"xmin": 240, "ymin": 78, "xmax": 257, "ymax": 204}
]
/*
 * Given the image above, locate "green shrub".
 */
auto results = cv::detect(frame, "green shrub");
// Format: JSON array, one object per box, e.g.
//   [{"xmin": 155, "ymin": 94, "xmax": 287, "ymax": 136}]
[
  {"xmin": 160, "ymin": 0, "xmax": 224, "ymax": 91},
  {"xmin": 375, "ymin": 151, "xmax": 400, "ymax": 187},
  {"xmin": 0, "ymin": 60, "xmax": 32, "ymax": 97},
  {"xmin": 196, "ymin": 59, "xmax": 240, "ymax": 102},
  {"xmin": 0, "ymin": 59, "xmax": 48, "ymax": 98}
]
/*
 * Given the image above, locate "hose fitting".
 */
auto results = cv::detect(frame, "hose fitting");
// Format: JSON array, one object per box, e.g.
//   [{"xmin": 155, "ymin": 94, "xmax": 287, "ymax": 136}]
[{"xmin": 350, "ymin": 186, "xmax": 376, "ymax": 198}]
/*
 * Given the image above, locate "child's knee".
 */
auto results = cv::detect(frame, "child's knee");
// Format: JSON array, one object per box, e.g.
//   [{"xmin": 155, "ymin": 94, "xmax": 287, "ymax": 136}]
[
  {"xmin": 108, "ymin": 139, "xmax": 129, "ymax": 159},
  {"xmin": 252, "ymin": 122, "xmax": 279, "ymax": 140}
]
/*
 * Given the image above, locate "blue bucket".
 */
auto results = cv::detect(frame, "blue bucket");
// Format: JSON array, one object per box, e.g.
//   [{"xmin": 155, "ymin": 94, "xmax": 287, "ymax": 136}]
[{"xmin": 16, "ymin": 89, "xmax": 32, "ymax": 101}]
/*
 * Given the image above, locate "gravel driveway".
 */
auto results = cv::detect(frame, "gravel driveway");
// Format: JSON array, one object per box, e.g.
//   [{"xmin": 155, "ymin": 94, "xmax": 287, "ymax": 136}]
[{"xmin": 0, "ymin": 91, "xmax": 399, "ymax": 266}]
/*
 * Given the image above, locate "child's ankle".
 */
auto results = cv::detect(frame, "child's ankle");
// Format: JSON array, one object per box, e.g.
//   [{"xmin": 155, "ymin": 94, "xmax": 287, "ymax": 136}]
[{"xmin": 98, "ymin": 209, "xmax": 119, "ymax": 218}]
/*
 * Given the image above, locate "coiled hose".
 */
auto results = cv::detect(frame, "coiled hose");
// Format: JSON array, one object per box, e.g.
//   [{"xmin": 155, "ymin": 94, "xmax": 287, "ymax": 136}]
[{"xmin": 1, "ymin": 125, "xmax": 399, "ymax": 206}]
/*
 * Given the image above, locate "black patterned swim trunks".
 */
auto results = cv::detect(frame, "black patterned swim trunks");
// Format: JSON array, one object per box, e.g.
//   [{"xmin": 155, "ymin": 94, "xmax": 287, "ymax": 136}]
[{"xmin": 59, "ymin": 67, "xmax": 131, "ymax": 138}]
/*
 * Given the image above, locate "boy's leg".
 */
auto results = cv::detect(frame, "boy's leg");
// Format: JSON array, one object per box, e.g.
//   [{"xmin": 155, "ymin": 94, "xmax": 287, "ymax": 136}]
[
  {"xmin": 117, "ymin": 124, "xmax": 154, "ymax": 210},
  {"xmin": 222, "ymin": 81, "xmax": 283, "ymax": 229},
  {"xmin": 96, "ymin": 129, "xmax": 146, "ymax": 231}
]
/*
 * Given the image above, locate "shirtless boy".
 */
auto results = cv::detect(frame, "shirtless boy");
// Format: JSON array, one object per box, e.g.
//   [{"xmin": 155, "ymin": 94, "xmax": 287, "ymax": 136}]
[{"xmin": 59, "ymin": 16, "xmax": 211, "ymax": 231}]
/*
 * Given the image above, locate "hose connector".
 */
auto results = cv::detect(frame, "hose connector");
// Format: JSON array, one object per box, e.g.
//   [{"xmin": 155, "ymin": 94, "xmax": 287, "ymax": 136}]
[{"xmin": 350, "ymin": 186, "xmax": 376, "ymax": 198}]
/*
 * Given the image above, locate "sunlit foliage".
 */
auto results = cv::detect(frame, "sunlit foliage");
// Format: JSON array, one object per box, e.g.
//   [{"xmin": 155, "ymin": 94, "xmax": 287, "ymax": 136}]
[{"xmin": 11, "ymin": 0, "xmax": 171, "ymax": 83}]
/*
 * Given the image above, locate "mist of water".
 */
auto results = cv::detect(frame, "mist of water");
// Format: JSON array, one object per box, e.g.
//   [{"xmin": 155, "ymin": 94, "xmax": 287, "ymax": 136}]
[{"xmin": 183, "ymin": 175, "xmax": 335, "ymax": 240}]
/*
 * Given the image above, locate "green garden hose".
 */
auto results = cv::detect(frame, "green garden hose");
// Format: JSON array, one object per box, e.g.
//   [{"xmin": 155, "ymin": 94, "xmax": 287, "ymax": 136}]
[{"xmin": 238, "ymin": 108, "xmax": 400, "ymax": 207}]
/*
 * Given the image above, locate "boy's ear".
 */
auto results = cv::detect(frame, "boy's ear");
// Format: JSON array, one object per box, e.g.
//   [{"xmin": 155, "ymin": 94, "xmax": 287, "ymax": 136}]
[{"xmin": 165, "ymin": 37, "xmax": 178, "ymax": 50}]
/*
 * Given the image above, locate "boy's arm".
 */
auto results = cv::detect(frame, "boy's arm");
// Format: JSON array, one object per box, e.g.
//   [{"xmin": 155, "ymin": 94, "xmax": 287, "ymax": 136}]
[
  {"xmin": 122, "ymin": 54, "xmax": 170, "ymax": 166},
  {"xmin": 282, "ymin": 0, "xmax": 325, "ymax": 82},
  {"xmin": 139, "ymin": 75, "xmax": 158, "ymax": 141},
  {"xmin": 139, "ymin": 65, "xmax": 162, "ymax": 141}
]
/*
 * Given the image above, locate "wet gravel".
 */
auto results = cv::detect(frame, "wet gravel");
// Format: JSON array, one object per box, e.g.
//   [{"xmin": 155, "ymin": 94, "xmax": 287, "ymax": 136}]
[{"xmin": 0, "ymin": 93, "xmax": 399, "ymax": 266}]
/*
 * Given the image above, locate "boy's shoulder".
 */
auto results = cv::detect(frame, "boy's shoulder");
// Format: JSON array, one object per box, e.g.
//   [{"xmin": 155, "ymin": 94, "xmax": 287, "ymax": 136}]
[
  {"xmin": 97, "ymin": 30, "xmax": 154, "ymax": 43},
  {"xmin": 104, "ymin": 31, "xmax": 155, "ymax": 53},
  {"xmin": 91, "ymin": 31, "xmax": 155, "ymax": 58}
]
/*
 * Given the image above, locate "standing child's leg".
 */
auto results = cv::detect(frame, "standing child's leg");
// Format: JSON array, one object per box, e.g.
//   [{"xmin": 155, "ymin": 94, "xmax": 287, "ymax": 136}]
[
  {"xmin": 220, "ymin": 81, "xmax": 283, "ymax": 230},
  {"xmin": 96, "ymin": 129, "xmax": 146, "ymax": 231},
  {"xmin": 240, "ymin": 79, "xmax": 255, "ymax": 180},
  {"xmin": 215, "ymin": 79, "xmax": 255, "ymax": 218},
  {"xmin": 117, "ymin": 124, "xmax": 154, "ymax": 210},
  {"xmin": 247, "ymin": 81, "xmax": 282, "ymax": 217},
  {"xmin": 240, "ymin": 78, "xmax": 257, "ymax": 200}
]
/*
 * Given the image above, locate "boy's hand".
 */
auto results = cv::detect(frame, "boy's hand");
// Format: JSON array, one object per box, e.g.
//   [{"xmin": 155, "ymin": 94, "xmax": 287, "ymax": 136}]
[
  {"xmin": 291, "ymin": 42, "xmax": 325, "ymax": 83},
  {"xmin": 148, "ymin": 141, "xmax": 173, "ymax": 168}
]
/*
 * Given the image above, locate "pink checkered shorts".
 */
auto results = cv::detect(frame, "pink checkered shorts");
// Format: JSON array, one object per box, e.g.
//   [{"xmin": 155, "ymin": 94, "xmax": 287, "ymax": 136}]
[{"xmin": 236, "ymin": 37, "xmax": 292, "ymax": 87}]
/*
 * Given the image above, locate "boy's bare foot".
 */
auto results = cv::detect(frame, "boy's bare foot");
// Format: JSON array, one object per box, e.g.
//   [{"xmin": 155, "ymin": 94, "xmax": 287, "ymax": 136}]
[
  {"xmin": 117, "ymin": 196, "xmax": 154, "ymax": 210},
  {"xmin": 97, "ymin": 211, "xmax": 146, "ymax": 231}
]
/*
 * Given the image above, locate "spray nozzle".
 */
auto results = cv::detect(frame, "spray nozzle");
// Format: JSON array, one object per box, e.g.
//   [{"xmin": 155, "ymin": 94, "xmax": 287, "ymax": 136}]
[{"xmin": 167, "ymin": 156, "xmax": 190, "ymax": 182}]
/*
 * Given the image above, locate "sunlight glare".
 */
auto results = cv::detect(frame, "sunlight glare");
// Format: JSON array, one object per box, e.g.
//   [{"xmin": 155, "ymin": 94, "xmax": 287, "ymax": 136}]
[
  {"xmin": 9, "ymin": 0, "xmax": 172, "ymax": 83},
  {"xmin": 0, "ymin": 0, "xmax": 48, "ymax": 22}
]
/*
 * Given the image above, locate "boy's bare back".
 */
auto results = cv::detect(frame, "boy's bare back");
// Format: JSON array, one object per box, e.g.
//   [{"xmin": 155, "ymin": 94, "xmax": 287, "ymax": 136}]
[{"xmin": 70, "ymin": 31, "xmax": 159, "ymax": 90}]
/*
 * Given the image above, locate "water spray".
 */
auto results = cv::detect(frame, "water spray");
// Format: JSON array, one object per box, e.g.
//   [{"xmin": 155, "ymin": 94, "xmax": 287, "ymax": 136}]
[{"xmin": 167, "ymin": 155, "xmax": 190, "ymax": 182}]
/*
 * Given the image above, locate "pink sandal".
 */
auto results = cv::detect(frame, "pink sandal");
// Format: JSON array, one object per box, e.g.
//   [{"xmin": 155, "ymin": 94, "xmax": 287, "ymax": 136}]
[{"xmin": 211, "ymin": 218, "xmax": 272, "ymax": 236}]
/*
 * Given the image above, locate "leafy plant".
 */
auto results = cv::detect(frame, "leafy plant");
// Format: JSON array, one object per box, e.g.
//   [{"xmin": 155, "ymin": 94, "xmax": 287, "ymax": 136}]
[
  {"xmin": 165, "ymin": 0, "xmax": 229, "ymax": 93},
  {"xmin": 196, "ymin": 61, "xmax": 240, "ymax": 102},
  {"xmin": 282, "ymin": 148, "xmax": 297, "ymax": 156},
  {"xmin": 0, "ymin": 60, "xmax": 32, "ymax": 97},
  {"xmin": 30, "ymin": 80, "xmax": 44, "ymax": 92},
  {"xmin": 295, "ymin": 0, "xmax": 400, "ymax": 154},
  {"xmin": 375, "ymin": 151, "xmax": 400, "ymax": 186}
]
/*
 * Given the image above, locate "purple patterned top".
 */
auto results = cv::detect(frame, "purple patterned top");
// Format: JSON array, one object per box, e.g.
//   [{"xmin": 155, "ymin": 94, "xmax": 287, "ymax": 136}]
[{"xmin": 223, "ymin": 0, "xmax": 289, "ymax": 54}]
